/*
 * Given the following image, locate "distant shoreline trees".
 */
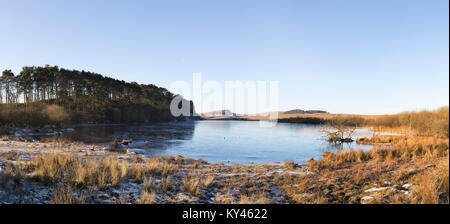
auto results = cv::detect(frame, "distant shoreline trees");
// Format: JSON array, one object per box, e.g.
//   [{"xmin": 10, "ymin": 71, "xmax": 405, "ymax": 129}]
[{"xmin": 1, "ymin": 65, "xmax": 173, "ymax": 106}]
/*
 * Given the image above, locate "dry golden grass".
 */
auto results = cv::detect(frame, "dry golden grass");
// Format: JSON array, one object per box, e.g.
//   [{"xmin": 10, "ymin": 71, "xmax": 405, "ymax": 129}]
[
  {"xmin": 215, "ymin": 192, "xmax": 235, "ymax": 204},
  {"xmin": 143, "ymin": 176, "xmax": 157, "ymax": 193},
  {"xmin": 203, "ymin": 175, "xmax": 215, "ymax": 188},
  {"xmin": 239, "ymin": 193, "xmax": 269, "ymax": 204},
  {"xmin": 44, "ymin": 105, "xmax": 70, "ymax": 123},
  {"xmin": 182, "ymin": 176, "xmax": 200, "ymax": 196},
  {"xmin": 52, "ymin": 185, "xmax": 85, "ymax": 204},
  {"xmin": 137, "ymin": 192, "xmax": 157, "ymax": 204},
  {"xmin": 310, "ymin": 136, "xmax": 449, "ymax": 172},
  {"xmin": 284, "ymin": 160, "xmax": 297, "ymax": 170},
  {"xmin": 29, "ymin": 153, "xmax": 77, "ymax": 184},
  {"xmin": 409, "ymin": 157, "xmax": 449, "ymax": 204},
  {"xmin": 27, "ymin": 153, "xmax": 128, "ymax": 190},
  {"xmin": 160, "ymin": 177, "xmax": 175, "ymax": 191},
  {"xmin": 127, "ymin": 157, "xmax": 179, "ymax": 183},
  {"xmin": 22, "ymin": 153, "xmax": 178, "ymax": 191},
  {"xmin": 297, "ymin": 135, "xmax": 449, "ymax": 204}
]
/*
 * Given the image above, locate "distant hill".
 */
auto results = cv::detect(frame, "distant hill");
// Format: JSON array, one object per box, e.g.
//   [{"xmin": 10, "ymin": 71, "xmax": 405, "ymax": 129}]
[
  {"xmin": 202, "ymin": 109, "xmax": 237, "ymax": 117},
  {"xmin": 201, "ymin": 109, "xmax": 328, "ymax": 118},
  {"xmin": 283, "ymin": 109, "xmax": 328, "ymax": 114}
]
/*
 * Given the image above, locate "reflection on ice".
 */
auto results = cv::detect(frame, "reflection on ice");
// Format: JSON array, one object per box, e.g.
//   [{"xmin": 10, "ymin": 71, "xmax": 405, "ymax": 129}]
[{"xmin": 51, "ymin": 121, "xmax": 384, "ymax": 164}]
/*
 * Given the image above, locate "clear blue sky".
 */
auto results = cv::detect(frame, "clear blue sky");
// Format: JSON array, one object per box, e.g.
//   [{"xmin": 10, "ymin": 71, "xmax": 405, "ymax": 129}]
[{"xmin": 0, "ymin": 0, "xmax": 448, "ymax": 114}]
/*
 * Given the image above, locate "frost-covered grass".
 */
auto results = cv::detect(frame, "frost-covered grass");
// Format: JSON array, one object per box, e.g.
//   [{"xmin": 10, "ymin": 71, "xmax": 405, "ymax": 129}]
[{"xmin": 0, "ymin": 135, "xmax": 448, "ymax": 204}]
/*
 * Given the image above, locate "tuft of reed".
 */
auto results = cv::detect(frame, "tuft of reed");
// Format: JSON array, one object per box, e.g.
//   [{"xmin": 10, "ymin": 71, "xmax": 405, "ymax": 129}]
[
  {"xmin": 52, "ymin": 185, "xmax": 85, "ymax": 204},
  {"xmin": 182, "ymin": 176, "xmax": 200, "ymax": 196},
  {"xmin": 284, "ymin": 160, "xmax": 297, "ymax": 170},
  {"xmin": 137, "ymin": 192, "xmax": 157, "ymax": 204}
]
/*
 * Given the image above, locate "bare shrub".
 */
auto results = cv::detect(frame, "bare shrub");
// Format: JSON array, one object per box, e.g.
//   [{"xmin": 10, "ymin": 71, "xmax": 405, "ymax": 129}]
[{"xmin": 321, "ymin": 117, "xmax": 356, "ymax": 143}]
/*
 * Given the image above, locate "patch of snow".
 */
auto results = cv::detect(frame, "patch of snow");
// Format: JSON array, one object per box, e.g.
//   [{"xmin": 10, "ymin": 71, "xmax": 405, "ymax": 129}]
[
  {"xmin": 384, "ymin": 181, "xmax": 394, "ymax": 186},
  {"xmin": 361, "ymin": 196, "xmax": 375, "ymax": 201},
  {"xmin": 364, "ymin": 187, "xmax": 391, "ymax": 193},
  {"xmin": 402, "ymin": 184, "xmax": 414, "ymax": 189}
]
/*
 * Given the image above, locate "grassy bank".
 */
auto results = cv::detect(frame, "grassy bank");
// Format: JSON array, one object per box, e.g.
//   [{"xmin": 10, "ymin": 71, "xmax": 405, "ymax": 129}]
[
  {"xmin": 329, "ymin": 107, "xmax": 449, "ymax": 138},
  {"xmin": 303, "ymin": 135, "xmax": 449, "ymax": 203},
  {"xmin": 228, "ymin": 107, "xmax": 449, "ymax": 138}
]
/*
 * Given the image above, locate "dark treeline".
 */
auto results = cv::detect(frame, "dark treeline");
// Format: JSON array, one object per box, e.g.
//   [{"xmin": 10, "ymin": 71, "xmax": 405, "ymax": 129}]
[{"xmin": 0, "ymin": 65, "xmax": 188, "ymax": 128}]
